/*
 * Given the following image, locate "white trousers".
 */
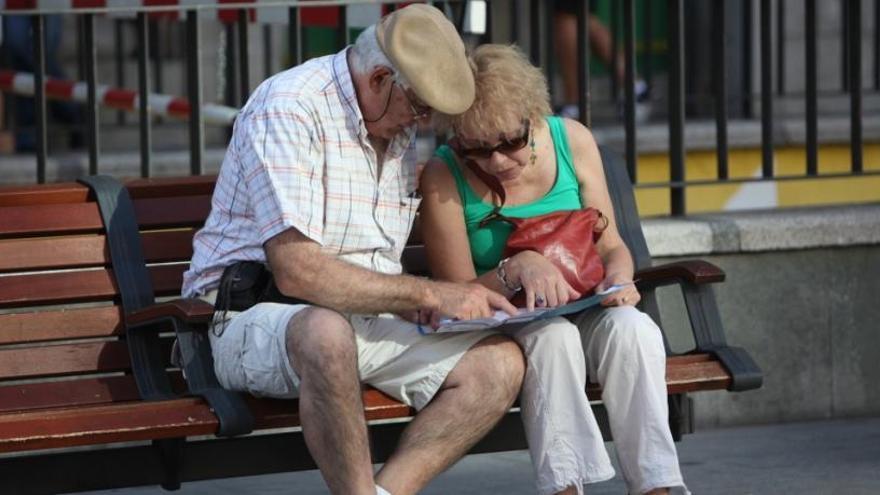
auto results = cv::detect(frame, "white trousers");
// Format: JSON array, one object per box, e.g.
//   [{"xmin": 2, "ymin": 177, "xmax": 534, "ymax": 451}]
[{"xmin": 504, "ymin": 306, "xmax": 689, "ymax": 495}]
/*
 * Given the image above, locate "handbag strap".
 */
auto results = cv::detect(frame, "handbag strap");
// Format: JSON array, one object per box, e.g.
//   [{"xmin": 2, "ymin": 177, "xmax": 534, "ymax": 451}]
[{"xmin": 461, "ymin": 159, "xmax": 519, "ymax": 228}]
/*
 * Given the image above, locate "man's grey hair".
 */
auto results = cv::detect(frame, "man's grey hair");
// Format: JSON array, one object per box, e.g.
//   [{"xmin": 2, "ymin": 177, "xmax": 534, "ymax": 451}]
[{"xmin": 349, "ymin": 24, "xmax": 411, "ymax": 88}]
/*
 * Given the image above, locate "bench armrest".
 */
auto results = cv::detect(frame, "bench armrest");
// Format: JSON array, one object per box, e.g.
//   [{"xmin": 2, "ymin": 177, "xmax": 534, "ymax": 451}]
[
  {"xmin": 126, "ymin": 299, "xmax": 214, "ymax": 327},
  {"xmin": 635, "ymin": 259, "xmax": 762, "ymax": 392},
  {"xmin": 635, "ymin": 260, "xmax": 725, "ymax": 290}
]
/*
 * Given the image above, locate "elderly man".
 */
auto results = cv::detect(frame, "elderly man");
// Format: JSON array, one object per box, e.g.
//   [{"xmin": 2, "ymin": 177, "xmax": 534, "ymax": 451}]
[{"xmin": 182, "ymin": 4, "xmax": 524, "ymax": 495}]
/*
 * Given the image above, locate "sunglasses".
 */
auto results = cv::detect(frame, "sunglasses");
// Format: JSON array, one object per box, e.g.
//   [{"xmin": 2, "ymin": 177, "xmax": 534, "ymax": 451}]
[{"xmin": 450, "ymin": 120, "xmax": 531, "ymax": 160}]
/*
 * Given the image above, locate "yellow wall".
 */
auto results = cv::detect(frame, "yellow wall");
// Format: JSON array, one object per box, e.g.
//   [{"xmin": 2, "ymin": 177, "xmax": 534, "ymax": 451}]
[{"xmin": 634, "ymin": 144, "xmax": 880, "ymax": 216}]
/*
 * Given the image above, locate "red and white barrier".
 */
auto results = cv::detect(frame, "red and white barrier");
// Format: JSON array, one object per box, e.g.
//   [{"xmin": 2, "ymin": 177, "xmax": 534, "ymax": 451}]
[{"xmin": 0, "ymin": 70, "xmax": 239, "ymax": 126}]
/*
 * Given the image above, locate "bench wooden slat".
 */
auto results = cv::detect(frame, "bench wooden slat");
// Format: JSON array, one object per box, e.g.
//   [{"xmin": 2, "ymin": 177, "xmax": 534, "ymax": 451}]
[
  {"xmin": 0, "ymin": 374, "xmax": 187, "ymax": 413},
  {"xmin": 0, "ymin": 177, "xmax": 215, "ymax": 208},
  {"xmin": 665, "ymin": 359, "xmax": 732, "ymax": 393},
  {"xmin": 0, "ymin": 183, "xmax": 90, "ymax": 207},
  {"xmin": 133, "ymin": 196, "xmax": 212, "ymax": 229},
  {"xmin": 0, "ymin": 336, "xmax": 171, "ymax": 380},
  {"xmin": 0, "ymin": 235, "xmax": 106, "ymax": 273},
  {"xmin": 0, "ymin": 397, "xmax": 219, "ymax": 453},
  {"xmin": 0, "ymin": 341, "xmax": 133, "ymax": 380},
  {"xmin": 0, "ymin": 264, "xmax": 186, "ymax": 309},
  {"xmin": 0, "ymin": 203, "xmax": 103, "ymax": 238},
  {"xmin": 0, "ymin": 353, "xmax": 728, "ymax": 414},
  {"xmin": 0, "ymin": 230, "xmax": 194, "ymax": 274},
  {"xmin": 0, "ymin": 388, "xmax": 413, "ymax": 454},
  {"xmin": 0, "ymin": 306, "xmax": 124, "ymax": 344},
  {"xmin": 0, "ymin": 197, "xmax": 211, "ymax": 239}
]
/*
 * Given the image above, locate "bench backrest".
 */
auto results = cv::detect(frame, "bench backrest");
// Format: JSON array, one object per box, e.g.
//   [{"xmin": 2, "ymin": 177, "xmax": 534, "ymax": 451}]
[
  {"xmin": 0, "ymin": 148, "xmax": 657, "ymax": 409},
  {"xmin": 0, "ymin": 177, "xmax": 213, "ymax": 413}
]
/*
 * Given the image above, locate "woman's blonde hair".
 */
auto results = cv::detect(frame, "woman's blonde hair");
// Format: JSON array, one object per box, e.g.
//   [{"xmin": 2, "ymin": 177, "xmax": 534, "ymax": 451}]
[{"xmin": 434, "ymin": 43, "xmax": 551, "ymax": 139}]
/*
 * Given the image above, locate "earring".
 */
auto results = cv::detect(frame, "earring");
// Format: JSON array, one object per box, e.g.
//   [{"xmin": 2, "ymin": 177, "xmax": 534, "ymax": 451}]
[{"xmin": 529, "ymin": 136, "xmax": 537, "ymax": 166}]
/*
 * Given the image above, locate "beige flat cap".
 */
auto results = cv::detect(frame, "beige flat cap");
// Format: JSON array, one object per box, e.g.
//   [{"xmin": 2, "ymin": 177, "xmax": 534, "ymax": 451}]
[{"xmin": 375, "ymin": 4, "xmax": 475, "ymax": 114}]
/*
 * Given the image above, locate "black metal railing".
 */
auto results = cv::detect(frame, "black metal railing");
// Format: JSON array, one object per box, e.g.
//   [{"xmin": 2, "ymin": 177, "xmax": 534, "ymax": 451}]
[
  {"xmin": 561, "ymin": 0, "xmax": 878, "ymax": 215},
  {"xmin": 0, "ymin": 0, "xmax": 878, "ymax": 216}
]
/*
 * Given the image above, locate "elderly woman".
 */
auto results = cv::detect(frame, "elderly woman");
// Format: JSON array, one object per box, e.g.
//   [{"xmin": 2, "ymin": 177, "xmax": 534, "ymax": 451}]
[{"xmin": 420, "ymin": 44, "xmax": 688, "ymax": 495}]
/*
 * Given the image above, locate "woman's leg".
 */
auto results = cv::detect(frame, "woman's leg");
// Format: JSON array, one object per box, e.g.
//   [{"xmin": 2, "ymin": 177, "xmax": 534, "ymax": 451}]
[
  {"xmin": 574, "ymin": 307, "xmax": 689, "ymax": 495},
  {"xmin": 506, "ymin": 317, "xmax": 615, "ymax": 495}
]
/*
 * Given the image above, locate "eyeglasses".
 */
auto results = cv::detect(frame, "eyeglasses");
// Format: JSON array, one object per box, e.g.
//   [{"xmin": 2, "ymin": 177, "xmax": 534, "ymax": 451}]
[
  {"xmin": 449, "ymin": 120, "xmax": 531, "ymax": 160},
  {"xmin": 396, "ymin": 82, "xmax": 432, "ymax": 120}
]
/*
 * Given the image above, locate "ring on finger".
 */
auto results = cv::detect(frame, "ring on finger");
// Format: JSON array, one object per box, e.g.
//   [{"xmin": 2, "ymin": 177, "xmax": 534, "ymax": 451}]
[{"xmin": 535, "ymin": 294, "xmax": 545, "ymax": 306}]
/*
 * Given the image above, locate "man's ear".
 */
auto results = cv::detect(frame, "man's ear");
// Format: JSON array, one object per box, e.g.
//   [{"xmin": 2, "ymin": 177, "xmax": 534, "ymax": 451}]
[{"xmin": 368, "ymin": 66, "xmax": 393, "ymax": 94}]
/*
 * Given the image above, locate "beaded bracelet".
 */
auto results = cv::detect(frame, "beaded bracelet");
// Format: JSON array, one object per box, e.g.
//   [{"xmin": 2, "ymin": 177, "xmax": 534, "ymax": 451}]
[{"xmin": 496, "ymin": 257, "xmax": 522, "ymax": 293}]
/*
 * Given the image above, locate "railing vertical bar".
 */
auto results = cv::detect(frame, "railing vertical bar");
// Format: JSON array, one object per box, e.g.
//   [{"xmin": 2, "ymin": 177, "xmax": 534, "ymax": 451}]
[
  {"xmin": 263, "ymin": 25, "xmax": 273, "ymax": 80},
  {"xmin": 644, "ymin": 0, "xmax": 653, "ymax": 90},
  {"xmin": 576, "ymin": 0, "xmax": 590, "ymax": 127},
  {"xmin": 714, "ymin": 0, "xmax": 729, "ymax": 180},
  {"xmin": 511, "ymin": 0, "xmax": 521, "ymax": 44},
  {"xmin": 485, "ymin": 0, "xmax": 493, "ymax": 42},
  {"xmin": 610, "ymin": 0, "xmax": 619, "ymax": 101},
  {"xmin": 225, "ymin": 24, "xmax": 237, "ymax": 107},
  {"xmin": 760, "ymin": 0, "xmax": 773, "ymax": 178},
  {"xmin": 742, "ymin": 0, "xmax": 753, "ymax": 118},
  {"xmin": 114, "ymin": 20, "xmax": 126, "ymax": 125},
  {"xmin": 805, "ymin": 0, "xmax": 818, "ymax": 175},
  {"xmin": 668, "ymin": 0, "xmax": 685, "ymax": 215},
  {"xmin": 152, "ymin": 20, "xmax": 164, "ymax": 96},
  {"xmin": 874, "ymin": 0, "xmax": 879, "ymax": 90},
  {"xmin": 137, "ymin": 12, "xmax": 152, "ymax": 179},
  {"xmin": 776, "ymin": 0, "xmax": 785, "ymax": 95},
  {"xmin": 530, "ymin": 0, "xmax": 540, "ymax": 67},
  {"xmin": 288, "ymin": 7, "xmax": 301, "ymax": 67},
  {"xmin": 32, "ymin": 15, "xmax": 47, "ymax": 184},
  {"xmin": 77, "ymin": 16, "xmax": 87, "ymax": 81},
  {"xmin": 84, "ymin": 14, "xmax": 99, "ymax": 176},
  {"xmin": 842, "ymin": 0, "xmax": 850, "ymax": 91},
  {"xmin": 338, "ymin": 5, "xmax": 348, "ymax": 49},
  {"xmin": 238, "ymin": 9, "xmax": 250, "ymax": 107},
  {"xmin": 623, "ymin": 0, "xmax": 636, "ymax": 182},
  {"xmin": 186, "ymin": 10, "xmax": 204, "ymax": 175},
  {"xmin": 850, "ymin": 0, "xmax": 863, "ymax": 173}
]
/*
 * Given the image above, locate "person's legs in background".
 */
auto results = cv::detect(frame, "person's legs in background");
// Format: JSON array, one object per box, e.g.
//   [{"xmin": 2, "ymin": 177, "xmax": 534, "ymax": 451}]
[
  {"xmin": 3, "ymin": 15, "xmax": 81, "ymax": 152},
  {"xmin": 552, "ymin": 1, "xmax": 650, "ymax": 122}
]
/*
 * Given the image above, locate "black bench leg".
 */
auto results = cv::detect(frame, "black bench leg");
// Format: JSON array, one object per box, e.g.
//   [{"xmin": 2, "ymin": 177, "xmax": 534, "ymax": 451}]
[
  {"xmin": 154, "ymin": 438, "xmax": 183, "ymax": 491},
  {"xmin": 668, "ymin": 394, "xmax": 693, "ymax": 442}
]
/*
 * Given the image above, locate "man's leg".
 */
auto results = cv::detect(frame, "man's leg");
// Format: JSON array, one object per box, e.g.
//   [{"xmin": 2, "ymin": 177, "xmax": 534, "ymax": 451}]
[
  {"xmin": 375, "ymin": 335, "xmax": 525, "ymax": 495},
  {"xmin": 286, "ymin": 307, "xmax": 376, "ymax": 495}
]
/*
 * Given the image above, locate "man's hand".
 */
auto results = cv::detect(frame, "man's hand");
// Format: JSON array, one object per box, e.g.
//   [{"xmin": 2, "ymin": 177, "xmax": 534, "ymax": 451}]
[{"xmin": 425, "ymin": 281, "xmax": 518, "ymax": 330}]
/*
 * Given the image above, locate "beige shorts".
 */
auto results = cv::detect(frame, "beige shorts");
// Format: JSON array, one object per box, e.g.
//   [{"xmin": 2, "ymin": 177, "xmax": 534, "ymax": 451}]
[{"xmin": 208, "ymin": 302, "xmax": 500, "ymax": 411}]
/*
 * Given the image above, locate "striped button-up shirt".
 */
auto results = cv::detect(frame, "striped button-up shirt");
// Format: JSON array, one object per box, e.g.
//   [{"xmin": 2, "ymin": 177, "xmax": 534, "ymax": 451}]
[{"xmin": 182, "ymin": 48, "xmax": 420, "ymax": 298}]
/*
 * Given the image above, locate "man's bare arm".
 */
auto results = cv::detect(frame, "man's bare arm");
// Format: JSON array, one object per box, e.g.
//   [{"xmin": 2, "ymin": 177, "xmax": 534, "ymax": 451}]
[{"xmin": 265, "ymin": 227, "xmax": 517, "ymax": 319}]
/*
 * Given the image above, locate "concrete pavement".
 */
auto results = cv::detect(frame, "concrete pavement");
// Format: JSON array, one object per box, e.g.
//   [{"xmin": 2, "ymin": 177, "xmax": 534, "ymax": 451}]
[{"xmin": 82, "ymin": 416, "xmax": 880, "ymax": 494}]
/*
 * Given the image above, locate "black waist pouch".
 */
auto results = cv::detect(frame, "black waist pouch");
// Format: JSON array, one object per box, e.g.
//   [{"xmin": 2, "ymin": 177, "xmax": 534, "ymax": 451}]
[{"xmin": 216, "ymin": 261, "xmax": 308, "ymax": 312}]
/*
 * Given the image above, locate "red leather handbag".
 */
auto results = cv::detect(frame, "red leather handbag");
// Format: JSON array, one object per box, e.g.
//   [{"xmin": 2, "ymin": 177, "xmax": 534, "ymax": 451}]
[{"xmin": 466, "ymin": 161, "xmax": 608, "ymax": 298}]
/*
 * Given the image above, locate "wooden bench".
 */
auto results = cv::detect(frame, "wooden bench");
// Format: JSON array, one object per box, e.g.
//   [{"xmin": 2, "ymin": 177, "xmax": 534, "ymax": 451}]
[{"xmin": 0, "ymin": 148, "xmax": 762, "ymax": 494}]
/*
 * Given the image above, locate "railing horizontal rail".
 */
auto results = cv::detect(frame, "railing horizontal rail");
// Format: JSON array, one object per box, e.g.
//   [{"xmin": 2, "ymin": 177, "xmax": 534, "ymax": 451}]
[{"xmin": 637, "ymin": 170, "xmax": 880, "ymax": 190}]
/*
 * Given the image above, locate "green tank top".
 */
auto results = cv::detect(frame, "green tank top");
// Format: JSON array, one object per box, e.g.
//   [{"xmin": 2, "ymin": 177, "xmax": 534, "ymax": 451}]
[{"xmin": 434, "ymin": 115, "xmax": 583, "ymax": 274}]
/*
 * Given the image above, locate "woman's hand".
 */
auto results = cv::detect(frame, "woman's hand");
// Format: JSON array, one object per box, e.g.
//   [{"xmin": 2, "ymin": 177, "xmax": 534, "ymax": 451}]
[
  {"xmin": 597, "ymin": 273, "xmax": 640, "ymax": 307},
  {"xmin": 507, "ymin": 251, "xmax": 582, "ymax": 311}
]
